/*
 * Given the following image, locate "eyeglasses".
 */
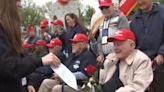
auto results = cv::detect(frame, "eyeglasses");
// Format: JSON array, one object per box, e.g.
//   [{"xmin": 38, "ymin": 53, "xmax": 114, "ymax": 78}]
[
  {"xmin": 72, "ymin": 42, "xmax": 81, "ymax": 44},
  {"xmin": 113, "ymin": 40, "xmax": 127, "ymax": 46},
  {"xmin": 99, "ymin": 6, "xmax": 109, "ymax": 10}
]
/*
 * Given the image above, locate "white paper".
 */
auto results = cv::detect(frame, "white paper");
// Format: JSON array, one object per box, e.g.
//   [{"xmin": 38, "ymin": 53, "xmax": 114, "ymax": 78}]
[
  {"xmin": 21, "ymin": 77, "xmax": 27, "ymax": 86},
  {"xmin": 51, "ymin": 64, "xmax": 78, "ymax": 90}
]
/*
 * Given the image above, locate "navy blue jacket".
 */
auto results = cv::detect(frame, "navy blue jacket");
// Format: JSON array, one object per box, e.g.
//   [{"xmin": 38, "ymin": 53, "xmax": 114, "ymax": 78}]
[
  {"xmin": 130, "ymin": 3, "xmax": 164, "ymax": 60},
  {"xmin": 64, "ymin": 49, "xmax": 97, "ymax": 86}
]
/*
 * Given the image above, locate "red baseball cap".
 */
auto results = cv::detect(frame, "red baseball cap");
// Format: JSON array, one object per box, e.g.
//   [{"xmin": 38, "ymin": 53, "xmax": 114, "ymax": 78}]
[
  {"xmin": 51, "ymin": 19, "xmax": 64, "ymax": 27},
  {"xmin": 107, "ymin": 29, "xmax": 136, "ymax": 42},
  {"xmin": 47, "ymin": 38, "xmax": 62, "ymax": 48},
  {"xmin": 35, "ymin": 40, "xmax": 47, "ymax": 46},
  {"xmin": 22, "ymin": 42, "xmax": 32, "ymax": 48},
  {"xmin": 27, "ymin": 26, "xmax": 35, "ymax": 33},
  {"xmin": 40, "ymin": 19, "xmax": 49, "ymax": 28},
  {"xmin": 69, "ymin": 33, "xmax": 88, "ymax": 43},
  {"xmin": 99, "ymin": 0, "xmax": 112, "ymax": 7}
]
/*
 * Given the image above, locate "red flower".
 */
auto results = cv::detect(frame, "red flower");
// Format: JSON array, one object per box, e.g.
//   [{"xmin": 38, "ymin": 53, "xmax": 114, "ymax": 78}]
[{"xmin": 84, "ymin": 65, "xmax": 97, "ymax": 77}]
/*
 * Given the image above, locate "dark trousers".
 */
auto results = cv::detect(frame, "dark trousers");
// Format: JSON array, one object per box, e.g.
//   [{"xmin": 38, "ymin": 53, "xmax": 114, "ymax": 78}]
[
  {"xmin": 22, "ymin": 85, "xmax": 28, "ymax": 92},
  {"xmin": 154, "ymin": 71, "xmax": 164, "ymax": 92},
  {"xmin": 146, "ymin": 65, "xmax": 164, "ymax": 92}
]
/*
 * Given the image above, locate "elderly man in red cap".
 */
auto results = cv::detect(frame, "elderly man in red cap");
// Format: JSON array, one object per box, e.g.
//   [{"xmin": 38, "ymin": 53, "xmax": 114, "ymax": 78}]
[
  {"xmin": 96, "ymin": 0, "xmax": 129, "ymax": 64},
  {"xmin": 26, "ymin": 39, "xmax": 50, "ymax": 92},
  {"xmin": 99, "ymin": 29, "xmax": 153, "ymax": 92},
  {"xmin": 47, "ymin": 37, "xmax": 66, "ymax": 64},
  {"xmin": 21, "ymin": 42, "xmax": 33, "ymax": 55},
  {"xmin": 40, "ymin": 19, "xmax": 52, "ymax": 43},
  {"xmin": 38, "ymin": 33, "xmax": 97, "ymax": 92},
  {"xmin": 24, "ymin": 26, "xmax": 40, "ymax": 45},
  {"xmin": 51, "ymin": 19, "xmax": 65, "ymax": 36},
  {"xmin": 50, "ymin": 19, "xmax": 66, "ymax": 52},
  {"xmin": 27, "ymin": 38, "xmax": 66, "ymax": 92},
  {"xmin": 31, "ymin": 39, "xmax": 48, "ymax": 57}
]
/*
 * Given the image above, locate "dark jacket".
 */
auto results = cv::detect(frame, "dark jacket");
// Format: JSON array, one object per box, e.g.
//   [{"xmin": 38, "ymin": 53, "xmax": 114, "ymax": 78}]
[
  {"xmin": 130, "ymin": 3, "xmax": 164, "ymax": 60},
  {"xmin": 0, "ymin": 27, "xmax": 43, "ymax": 92},
  {"xmin": 64, "ymin": 49, "xmax": 97, "ymax": 86}
]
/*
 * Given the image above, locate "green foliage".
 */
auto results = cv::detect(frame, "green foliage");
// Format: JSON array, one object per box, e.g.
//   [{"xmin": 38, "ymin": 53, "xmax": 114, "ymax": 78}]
[
  {"xmin": 20, "ymin": 1, "xmax": 45, "ymax": 27},
  {"xmin": 154, "ymin": 0, "xmax": 164, "ymax": 4},
  {"xmin": 81, "ymin": 70, "xmax": 103, "ymax": 92},
  {"xmin": 79, "ymin": 5, "xmax": 95, "ymax": 26}
]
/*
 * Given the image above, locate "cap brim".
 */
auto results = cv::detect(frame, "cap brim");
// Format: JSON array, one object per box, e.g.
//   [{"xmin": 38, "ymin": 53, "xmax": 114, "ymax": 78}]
[
  {"xmin": 107, "ymin": 36, "xmax": 126, "ymax": 42},
  {"xmin": 35, "ymin": 42, "xmax": 40, "ymax": 45},
  {"xmin": 47, "ymin": 44, "xmax": 54, "ymax": 48},
  {"xmin": 99, "ymin": 3, "xmax": 111, "ymax": 7},
  {"xmin": 69, "ymin": 39, "xmax": 78, "ymax": 42},
  {"xmin": 40, "ymin": 25, "xmax": 46, "ymax": 28},
  {"xmin": 51, "ymin": 22, "xmax": 55, "ymax": 25},
  {"xmin": 22, "ymin": 44, "xmax": 31, "ymax": 48}
]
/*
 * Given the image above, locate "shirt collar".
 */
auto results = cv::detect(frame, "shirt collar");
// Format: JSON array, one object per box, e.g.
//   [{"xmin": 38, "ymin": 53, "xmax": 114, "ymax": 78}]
[
  {"xmin": 124, "ymin": 50, "xmax": 137, "ymax": 65},
  {"xmin": 135, "ymin": 3, "xmax": 160, "ymax": 18},
  {"xmin": 106, "ymin": 50, "xmax": 137, "ymax": 65}
]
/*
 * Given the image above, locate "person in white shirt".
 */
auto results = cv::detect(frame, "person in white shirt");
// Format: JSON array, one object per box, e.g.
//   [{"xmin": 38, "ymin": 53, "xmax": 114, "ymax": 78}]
[{"xmin": 99, "ymin": 28, "xmax": 153, "ymax": 92}]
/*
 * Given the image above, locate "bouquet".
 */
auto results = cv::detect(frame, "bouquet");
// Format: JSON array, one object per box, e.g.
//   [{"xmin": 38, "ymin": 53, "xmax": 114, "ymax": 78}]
[{"xmin": 81, "ymin": 65, "xmax": 103, "ymax": 92}]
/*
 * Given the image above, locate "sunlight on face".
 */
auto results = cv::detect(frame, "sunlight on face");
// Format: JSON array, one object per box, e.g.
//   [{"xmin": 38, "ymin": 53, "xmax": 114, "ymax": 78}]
[
  {"xmin": 66, "ymin": 15, "xmax": 75, "ymax": 27},
  {"xmin": 72, "ymin": 42, "xmax": 81, "ymax": 54},
  {"xmin": 136, "ymin": 0, "xmax": 152, "ymax": 12},
  {"xmin": 113, "ymin": 40, "xmax": 134, "ymax": 60},
  {"xmin": 101, "ymin": 4, "xmax": 114, "ymax": 17}
]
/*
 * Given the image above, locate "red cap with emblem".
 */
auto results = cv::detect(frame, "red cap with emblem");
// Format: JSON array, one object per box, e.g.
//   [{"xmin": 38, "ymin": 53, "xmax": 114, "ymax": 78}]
[
  {"xmin": 40, "ymin": 19, "xmax": 49, "ymax": 28},
  {"xmin": 69, "ymin": 33, "xmax": 88, "ymax": 43},
  {"xmin": 51, "ymin": 19, "xmax": 64, "ymax": 27},
  {"xmin": 107, "ymin": 29, "xmax": 136, "ymax": 42},
  {"xmin": 35, "ymin": 40, "xmax": 47, "ymax": 46},
  {"xmin": 47, "ymin": 38, "xmax": 62, "ymax": 48}
]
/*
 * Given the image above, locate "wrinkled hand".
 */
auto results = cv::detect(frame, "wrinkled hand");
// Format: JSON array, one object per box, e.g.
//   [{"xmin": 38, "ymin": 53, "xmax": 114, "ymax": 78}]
[
  {"xmin": 43, "ymin": 32, "xmax": 49, "ymax": 36},
  {"xmin": 42, "ymin": 53, "xmax": 61, "ymax": 67},
  {"xmin": 153, "ymin": 54, "xmax": 164, "ymax": 65},
  {"xmin": 51, "ymin": 73, "xmax": 60, "ymax": 80},
  {"xmin": 97, "ymin": 55, "xmax": 104, "ymax": 63},
  {"xmin": 27, "ymin": 85, "xmax": 36, "ymax": 92}
]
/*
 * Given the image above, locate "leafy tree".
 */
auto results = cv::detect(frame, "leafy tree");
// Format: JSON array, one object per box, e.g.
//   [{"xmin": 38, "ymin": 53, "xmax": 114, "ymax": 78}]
[
  {"xmin": 20, "ymin": 0, "xmax": 45, "ymax": 28},
  {"xmin": 79, "ymin": 5, "xmax": 95, "ymax": 26},
  {"xmin": 42, "ymin": 1, "xmax": 55, "ymax": 20},
  {"xmin": 154, "ymin": 0, "xmax": 164, "ymax": 4}
]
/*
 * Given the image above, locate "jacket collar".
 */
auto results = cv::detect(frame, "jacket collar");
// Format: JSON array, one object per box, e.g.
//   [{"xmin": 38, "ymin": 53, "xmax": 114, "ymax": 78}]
[
  {"xmin": 124, "ymin": 50, "xmax": 137, "ymax": 65},
  {"xmin": 106, "ymin": 50, "xmax": 137, "ymax": 65}
]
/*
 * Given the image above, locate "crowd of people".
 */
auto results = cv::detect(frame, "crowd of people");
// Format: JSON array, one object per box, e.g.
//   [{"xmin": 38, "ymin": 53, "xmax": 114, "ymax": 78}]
[{"xmin": 0, "ymin": 0, "xmax": 164, "ymax": 92}]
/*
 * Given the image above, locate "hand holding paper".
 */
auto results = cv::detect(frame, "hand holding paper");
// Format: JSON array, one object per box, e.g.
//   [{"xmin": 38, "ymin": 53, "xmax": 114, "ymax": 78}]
[{"xmin": 51, "ymin": 64, "xmax": 78, "ymax": 90}]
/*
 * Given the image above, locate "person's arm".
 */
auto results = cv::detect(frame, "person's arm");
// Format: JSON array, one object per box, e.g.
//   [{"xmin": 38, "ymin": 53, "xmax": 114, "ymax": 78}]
[
  {"xmin": 27, "ymin": 85, "xmax": 36, "ymax": 92},
  {"xmin": 155, "ymin": 33, "xmax": 164, "ymax": 65},
  {"xmin": 116, "ymin": 59, "xmax": 153, "ymax": 92},
  {"xmin": 118, "ymin": 14, "xmax": 129, "ymax": 29},
  {"xmin": 0, "ymin": 29, "xmax": 60, "ymax": 79},
  {"xmin": 0, "ymin": 41, "xmax": 42, "ymax": 79},
  {"xmin": 97, "ymin": 34, "xmax": 105, "ymax": 62}
]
